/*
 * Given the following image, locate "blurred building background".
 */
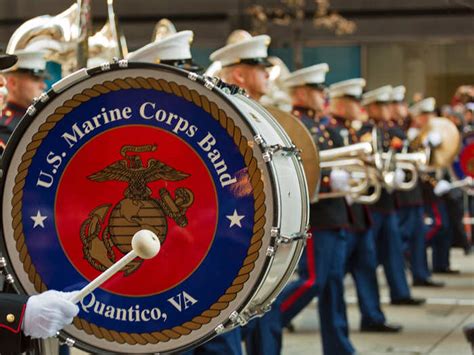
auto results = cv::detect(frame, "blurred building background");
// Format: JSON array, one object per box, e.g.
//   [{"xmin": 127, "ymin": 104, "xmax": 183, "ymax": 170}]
[{"xmin": 0, "ymin": 0, "xmax": 473, "ymax": 104}]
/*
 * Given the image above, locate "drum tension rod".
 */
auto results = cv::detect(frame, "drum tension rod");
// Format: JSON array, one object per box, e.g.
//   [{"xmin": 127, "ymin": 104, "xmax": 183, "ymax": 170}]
[
  {"xmin": 229, "ymin": 310, "xmax": 250, "ymax": 326},
  {"xmin": 271, "ymin": 227, "xmax": 311, "ymax": 245},
  {"xmin": 255, "ymin": 135, "xmax": 301, "ymax": 162}
]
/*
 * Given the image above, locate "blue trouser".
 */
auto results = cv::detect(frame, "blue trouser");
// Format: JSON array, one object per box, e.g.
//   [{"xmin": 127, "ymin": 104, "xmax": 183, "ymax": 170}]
[
  {"xmin": 278, "ymin": 229, "xmax": 354, "ymax": 355},
  {"xmin": 425, "ymin": 201, "xmax": 452, "ymax": 271},
  {"xmin": 371, "ymin": 211, "xmax": 411, "ymax": 301},
  {"xmin": 180, "ymin": 328, "xmax": 242, "ymax": 355},
  {"xmin": 242, "ymin": 303, "xmax": 282, "ymax": 355},
  {"xmin": 345, "ymin": 230, "xmax": 385, "ymax": 327},
  {"xmin": 398, "ymin": 206, "xmax": 431, "ymax": 281}
]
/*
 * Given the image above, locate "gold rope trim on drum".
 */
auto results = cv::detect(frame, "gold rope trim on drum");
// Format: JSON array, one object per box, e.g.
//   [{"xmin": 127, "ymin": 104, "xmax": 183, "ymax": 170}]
[{"xmin": 10, "ymin": 76, "xmax": 266, "ymax": 345}]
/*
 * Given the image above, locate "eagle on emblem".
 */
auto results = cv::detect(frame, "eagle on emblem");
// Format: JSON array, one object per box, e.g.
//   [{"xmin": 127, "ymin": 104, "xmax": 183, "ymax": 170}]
[{"xmin": 81, "ymin": 144, "xmax": 194, "ymax": 275}]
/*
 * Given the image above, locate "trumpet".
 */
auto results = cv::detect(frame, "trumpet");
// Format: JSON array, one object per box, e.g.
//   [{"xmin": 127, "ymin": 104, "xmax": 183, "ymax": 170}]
[{"xmin": 318, "ymin": 142, "xmax": 381, "ymax": 204}]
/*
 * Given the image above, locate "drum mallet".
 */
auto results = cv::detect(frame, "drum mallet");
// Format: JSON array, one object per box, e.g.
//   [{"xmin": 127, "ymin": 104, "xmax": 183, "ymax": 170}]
[{"xmin": 70, "ymin": 229, "xmax": 161, "ymax": 304}]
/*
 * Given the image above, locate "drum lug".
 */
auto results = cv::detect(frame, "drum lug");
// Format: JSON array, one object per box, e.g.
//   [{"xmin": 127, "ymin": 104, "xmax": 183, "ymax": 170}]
[
  {"xmin": 229, "ymin": 310, "xmax": 249, "ymax": 326},
  {"xmin": 271, "ymin": 226, "xmax": 311, "ymax": 245},
  {"xmin": 214, "ymin": 324, "xmax": 225, "ymax": 334},
  {"xmin": 0, "ymin": 257, "xmax": 6, "ymax": 268},
  {"xmin": 260, "ymin": 144, "xmax": 301, "ymax": 162},
  {"xmin": 111, "ymin": 57, "xmax": 128, "ymax": 68},
  {"xmin": 26, "ymin": 105, "xmax": 36, "ymax": 116},
  {"xmin": 203, "ymin": 78, "xmax": 216, "ymax": 91},
  {"xmin": 39, "ymin": 92, "xmax": 50, "ymax": 103},
  {"xmin": 56, "ymin": 332, "xmax": 76, "ymax": 348},
  {"xmin": 100, "ymin": 62, "xmax": 110, "ymax": 71},
  {"xmin": 5, "ymin": 274, "xmax": 14, "ymax": 284},
  {"xmin": 266, "ymin": 246, "xmax": 276, "ymax": 257},
  {"xmin": 188, "ymin": 72, "xmax": 199, "ymax": 81}
]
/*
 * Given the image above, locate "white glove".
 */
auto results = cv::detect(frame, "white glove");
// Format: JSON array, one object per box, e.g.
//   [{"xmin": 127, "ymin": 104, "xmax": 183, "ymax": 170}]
[
  {"xmin": 23, "ymin": 290, "xmax": 80, "ymax": 339},
  {"xmin": 394, "ymin": 168, "xmax": 406, "ymax": 186},
  {"xmin": 434, "ymin": 180, "xmax": 451, "ymax": 196},
  {"xmin": 330, "ymin": 169, "xmax": 351, "ymax": 192},
  {"xmin": 423, "ymin": 131, "xmax": 442, "ymax": 147},
  {"xmin": 407, "ymin": 127, "xmax": 420, "ymax": 141}
]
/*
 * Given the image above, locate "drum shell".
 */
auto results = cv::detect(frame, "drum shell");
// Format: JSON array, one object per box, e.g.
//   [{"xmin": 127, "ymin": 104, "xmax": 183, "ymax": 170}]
[{"xmin": 0, "ymin": 63, "xmax": 309, "ymax": 353}]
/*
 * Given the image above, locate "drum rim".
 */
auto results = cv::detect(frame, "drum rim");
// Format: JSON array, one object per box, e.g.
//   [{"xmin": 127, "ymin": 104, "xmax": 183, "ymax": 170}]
[{"xmin": 0, "ymin": 62, "xmax": 281, "ymax": 353}]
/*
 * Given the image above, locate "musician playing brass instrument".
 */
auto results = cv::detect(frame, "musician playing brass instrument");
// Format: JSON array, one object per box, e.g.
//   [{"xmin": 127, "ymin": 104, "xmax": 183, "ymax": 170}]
[
  {"xmin": 408, "ymin": 97, "xmax": 458, "ymax": 274},
  {"xmin": 326, "ymin": 79, "xmax": 402, "ymax": 333},
  {"xmin": 277, "ymin": 64, "xmax": 356, "ymax": 355},
  {"xmin": 359, "ymin": 86, "xmax": 425, "ymax": 306},
  {"xmin": 391, "ymin": 88, "xmax": 445, "ymax": 287}
]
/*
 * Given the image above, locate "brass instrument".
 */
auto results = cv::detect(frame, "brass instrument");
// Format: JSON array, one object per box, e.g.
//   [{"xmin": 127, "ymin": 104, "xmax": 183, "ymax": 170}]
[
  {"xmin": 318, "ymin": 142, "xmax": 381, "ymax": 204},
  {"xmin": 417, "ymin": 117, "xmax": 461, "ymax": 168},
  {"xmin": 152, "ymin": 18, "xmax": 177, "ymax": 42},
  {"xmin": 7, "ymin": 0, "xmax": 127, "ymax": 74}
]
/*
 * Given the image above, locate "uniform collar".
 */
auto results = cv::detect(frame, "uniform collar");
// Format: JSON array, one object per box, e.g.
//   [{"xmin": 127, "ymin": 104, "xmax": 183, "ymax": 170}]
[
  {"xmin": 5, "ymin": 101, "xmax": 27, "ymax": 114},
  {"xmin": 330, "ymin": 114, "xmax": 352, "ymax": 128},
  {"xmin": 292, "ymin": 106, "xmax": 317, "ymax": 120}
]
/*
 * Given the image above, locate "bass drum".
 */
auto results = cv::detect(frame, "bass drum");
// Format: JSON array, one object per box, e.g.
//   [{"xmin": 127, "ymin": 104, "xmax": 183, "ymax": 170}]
[
  {"xmin": 0, "ymin": 62, "xmax": 309, "ymax": 354},
  {"xmin": 450, "ymin": 130, "xmax": 474, "ymax": 194},
  {"xmin": 264, "ymin": 106, "xmax": 320, "ymax": 203}
]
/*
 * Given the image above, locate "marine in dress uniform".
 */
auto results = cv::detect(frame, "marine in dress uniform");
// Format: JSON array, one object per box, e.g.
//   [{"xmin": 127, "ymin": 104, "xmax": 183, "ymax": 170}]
[
  {"xmin": 0, "ymin": 54, "xmax": 79, "ymax": 354},
  {"xmin": 276, "ymin": 64, "xmax": 355, "ymax": 355},
  {"xmin": 391, "ymin": 88, "xmax": 444, "ymax": 287},
  {"xmin": 328, "ymin": 79, "xmax": 402, "ymax": 332},
  {"xmin": 0, "ymin": 50, "xmax": 48, "ymax": 149},
  {"xmin": 408, "ymin": 98, "xmax": 455, "ymax": 274},
  {"xmin": 359, "ymin": 86, "xmax": 424, "ymax": 305}
]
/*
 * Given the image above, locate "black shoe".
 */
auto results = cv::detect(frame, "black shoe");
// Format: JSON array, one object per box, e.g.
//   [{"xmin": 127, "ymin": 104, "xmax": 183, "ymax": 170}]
[
  {"xmin": 360, "ymin": 322, "xmax": 403, "ymax": 333},
  {"xmin": 391, "ymin": 297, "xmax": 426, "ymax": 306},
  {"xmin": 285, "ymin": 322, "xmax": 295, "ymax": 333},
  {"xmin": 413, "ymin": 278, "xmax": 445, "ymax": 287},
  {"xmin": 433, "ymin": 269, "xmax": 461, "ymax": 274}
]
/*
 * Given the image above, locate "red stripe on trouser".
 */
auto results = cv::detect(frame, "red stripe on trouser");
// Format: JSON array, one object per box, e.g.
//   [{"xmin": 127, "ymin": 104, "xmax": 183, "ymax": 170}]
[
  {"xmin": 426, "ymin": 202, "xmax": 441, "ymax": 242},
  {"xmin": 280, "ymin": 235, "xmax": 317, "ymax": 312}
]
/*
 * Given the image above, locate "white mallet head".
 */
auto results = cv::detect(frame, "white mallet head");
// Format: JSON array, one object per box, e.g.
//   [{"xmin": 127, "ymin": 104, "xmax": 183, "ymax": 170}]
[{"xmin": 131, "ymin": 230, "xmax": 161, "ymax": 259}]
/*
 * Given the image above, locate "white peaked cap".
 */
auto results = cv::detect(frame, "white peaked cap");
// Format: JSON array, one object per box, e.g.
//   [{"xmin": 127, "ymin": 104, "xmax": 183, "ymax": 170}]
[
  {"xmin": 3, "ymin": 49, "xmax": 48, "ymax": 76},
  {"xmin": 361, "ymin": 85, "xmax": 393, "ymax": 106},
  {"xmin": 329, "ymin": 78, "xmax": 366, "ymax": 100},
  {"xmin": 209, "ymin": 35, "xmax": 271, "ymax": 67},
  {"xmin": 409, "ymin": 97, "xmax": 436, "ymax": 116},
  {"xmin": 391, "ymin": 85, "xmax": 406, "ymax": 102},
  {"xmin": 127, "ymin": 30, "xmax": 194, "ymax": 62},
  {"xmin": 283, "ymin": 63, "xmax": 329, "ymax": 88}
]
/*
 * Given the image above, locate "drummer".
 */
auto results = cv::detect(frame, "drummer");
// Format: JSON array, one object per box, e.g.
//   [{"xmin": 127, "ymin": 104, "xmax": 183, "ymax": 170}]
[
  {"xmin": 0, "ymin": 50, "xmax": 48, "ymax": 144},
  {"xmin": 408, "ymin": 97, "xmax": 456, "ymax": 274},
  {"xmin": 0, "ymin": 291, "xmax": 79, "ymax": 353},
  {"xmin": 276, "ymin": 64, "xmax": 355, "ymax": 355},
  {"xmin": 327, "ymin": 78, "xmax": 402, "ymax": 332},
  {"xmin": 391, "ymin": 87, "xmax": 444, "ymax": 287},
  {"xmin": 0, "ymin": 53, "xmax": 79, "ymax": 354},
  {"xmin": 359, "ymin": 86, "xmax": 425, "ymax": 306}
]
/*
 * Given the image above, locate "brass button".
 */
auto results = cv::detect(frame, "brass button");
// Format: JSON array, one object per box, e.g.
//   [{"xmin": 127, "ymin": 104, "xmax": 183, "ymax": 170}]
[{"xmin": 6, "ymin": 314, "xmax": 15, "ymax": 323}]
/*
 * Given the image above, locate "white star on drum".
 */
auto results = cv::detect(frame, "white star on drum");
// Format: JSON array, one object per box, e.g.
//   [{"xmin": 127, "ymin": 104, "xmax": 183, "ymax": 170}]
[
  {"xmin": 31, "ymin": 210, "xmax": 47, "ymax": 228},
  {"xmin": 226, "ymin": 209, "xmax": 245, "ymax": 228}
]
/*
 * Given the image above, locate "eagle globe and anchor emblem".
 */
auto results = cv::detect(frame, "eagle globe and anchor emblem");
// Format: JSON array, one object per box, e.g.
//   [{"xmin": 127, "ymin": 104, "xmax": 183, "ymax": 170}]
[{"xmin": 80, "ymin": 144, "xmax": 194, "ymax": 275}]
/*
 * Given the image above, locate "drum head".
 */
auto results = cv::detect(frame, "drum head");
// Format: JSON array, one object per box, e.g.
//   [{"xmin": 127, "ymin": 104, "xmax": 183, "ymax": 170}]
[
  {"xmin": 0, "ymin": 63, "xmax": 276, "ymax": 353},
  {"xmin": 451, "ymin": 130, "xmax": 474, "ymax": 193},
  {"xmin": 265, "ymin": 106, "xmax": 320, "ymax": 200},
  {"xmin": 429, "ymin": 117, "xmax": 460, "ymax": 167}
]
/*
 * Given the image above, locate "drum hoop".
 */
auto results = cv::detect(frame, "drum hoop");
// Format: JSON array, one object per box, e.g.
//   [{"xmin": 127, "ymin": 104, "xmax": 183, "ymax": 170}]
[{"xmin": 0, "ymin": 63, "xmax": 269, "ymax": 347}]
